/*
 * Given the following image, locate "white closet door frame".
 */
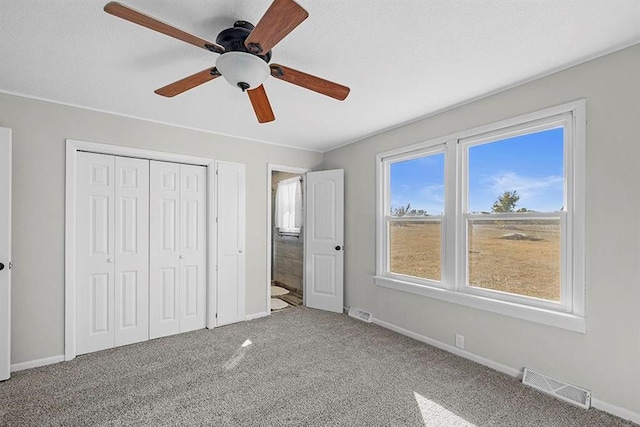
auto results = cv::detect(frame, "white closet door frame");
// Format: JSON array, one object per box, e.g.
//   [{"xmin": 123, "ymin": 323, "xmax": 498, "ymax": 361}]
[{"xmin": 65, "ymin": 139, "xmax": 217, "ymax": 361}]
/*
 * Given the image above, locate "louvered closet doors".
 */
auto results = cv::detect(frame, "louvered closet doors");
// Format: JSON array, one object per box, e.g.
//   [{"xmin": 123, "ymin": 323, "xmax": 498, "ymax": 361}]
[
  {"xmin": 149, "ymin": 161, "xmax": 206, "ymax": 339},
  {"xmin": 76, "ymin": 154, "xmax": 207, "ymax": 355},
  {"xmin": 76, "ymin": 153, "xmax": 150, "ymax": 355}
]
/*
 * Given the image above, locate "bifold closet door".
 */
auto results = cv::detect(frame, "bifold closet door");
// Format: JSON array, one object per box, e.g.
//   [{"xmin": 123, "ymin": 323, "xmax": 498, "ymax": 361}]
[
  {"xmin": 114, "ymin": 156, "xmax": 150, "ymax": 347},
  {"xmin": 76, "ymin": 153, "xmax": 149, "ymax": 355},
  {"xmin": 149, "ymin": 161, "xmax": 206, "ymax": 339}
]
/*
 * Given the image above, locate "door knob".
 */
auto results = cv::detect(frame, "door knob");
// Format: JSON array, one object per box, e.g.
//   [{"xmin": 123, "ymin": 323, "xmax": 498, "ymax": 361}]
[
  {"xmin": 0, "ymin": 263, "xmax": 3, "ymax": 271},
  {"xmin": 335, "ymin": 245, "xmax": 341, "ymax": 251},
  {"xmin": 107, "ymin": 258, "xmax": 112, "ymax": 263}
]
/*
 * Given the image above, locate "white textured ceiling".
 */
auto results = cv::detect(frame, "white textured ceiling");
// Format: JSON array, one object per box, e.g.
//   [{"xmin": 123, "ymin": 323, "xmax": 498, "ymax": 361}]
[{"xmin": 1, "ymin": 1, "xmax": 639, "ymax": 152}]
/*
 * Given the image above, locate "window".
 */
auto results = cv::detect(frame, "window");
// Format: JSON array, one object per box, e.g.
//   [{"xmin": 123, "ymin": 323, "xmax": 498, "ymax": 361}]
[
  {"xmin": 275, "ymin": 177, "xmax": 303, "ymax": 235},
  {"xmin": 388, "ymin": 150, "xmax": 444, "ymax": 283},
  {"xmin": 375, "ymin": 101, "xmax": 585, "ymax": 332}
]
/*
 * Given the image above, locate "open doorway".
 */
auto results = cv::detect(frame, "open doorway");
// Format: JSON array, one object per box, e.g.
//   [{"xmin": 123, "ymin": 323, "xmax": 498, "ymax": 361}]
[{"xmin": 267, "ymin": 164, "xmax": 309, "ymax": 313}]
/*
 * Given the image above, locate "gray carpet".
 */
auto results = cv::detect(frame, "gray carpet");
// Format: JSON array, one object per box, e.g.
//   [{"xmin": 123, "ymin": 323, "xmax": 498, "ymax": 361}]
[{"xmin": 0, "ymin": 307, "xmax": 635, "ymax": 426}]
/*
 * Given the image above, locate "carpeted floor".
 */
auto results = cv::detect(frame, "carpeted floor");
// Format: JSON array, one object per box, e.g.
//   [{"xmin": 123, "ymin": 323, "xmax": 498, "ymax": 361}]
[{"xmin": 0, "ymin": 307, "xmax": 635, "ymax": 426}]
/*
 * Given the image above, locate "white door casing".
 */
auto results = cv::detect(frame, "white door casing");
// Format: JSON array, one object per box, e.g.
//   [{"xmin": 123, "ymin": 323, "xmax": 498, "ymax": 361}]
[
  {"xmin": 114, "ymin": 156, "xmax": 149, "ymax": 347},
  {"xmin": 305, "ymin": 169, "xmax": 344, "ymax": 313},
  {"xmin": 149, "ymin": 161, "xmax": 181, "ymax": 339},
  {"xmin": 0, "ymin": 128, "xmax": 12, "ymax": 381},
  {"xmin": 76, "ymin": 153, "xmax": 116, "ymax": 355},
  {"xmin": 216, "ymin": 161, "xmax": 246, "ymax": 326},
  {"xmin": 178, "ymin": 164, "xmax": 207, "ymax": 332}
]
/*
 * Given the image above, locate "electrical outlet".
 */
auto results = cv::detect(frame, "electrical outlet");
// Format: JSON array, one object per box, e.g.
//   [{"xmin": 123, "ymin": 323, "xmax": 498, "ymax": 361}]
[{"xmin": 455, "ymin": 334, "xmax": 464, "ymax": 349}]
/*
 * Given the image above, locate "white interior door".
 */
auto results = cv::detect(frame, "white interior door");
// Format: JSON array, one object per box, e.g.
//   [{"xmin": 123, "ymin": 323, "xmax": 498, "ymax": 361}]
[
  {"xmin": 114, "ymin": 156, "xmax": 149, "ymax": 347},
  {"xmin": 216, "ymin": 161, "xmax": 246, "ymax": 326},
  {"xmin": 305, "ymin": 169, "xmax": 344, "ymax": 313},
  {"xmin": 76, "ymin": 152, "xmax": 116, "ymax": 355},
  {"xmin": 0, "ymin": 128, "xmax": 12, "ymax": 381},
  {"xmin": 149, "ymin": 161, "xmax": 181, "ymax": 339},
  {"xmin": 178, "ymin": 164, "xmax": 206, "ymax": 332}
]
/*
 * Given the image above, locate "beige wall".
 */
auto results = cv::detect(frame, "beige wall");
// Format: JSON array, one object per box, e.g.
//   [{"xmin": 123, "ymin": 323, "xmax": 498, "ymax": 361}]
[
  {"xmin": 0, "ymin": 92, "xmax": 322, "ymax": 364},
  {"xmin": 322, "ymin": 44, "xmax": 640, "ymax": 414}
]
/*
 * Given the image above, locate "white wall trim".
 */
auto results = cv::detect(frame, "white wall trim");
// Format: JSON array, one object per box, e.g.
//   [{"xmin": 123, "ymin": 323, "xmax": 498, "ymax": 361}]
[
  {"xmin": 10, "ymin": 355, "xmax": 64, "ymax": 373},
  {"xmin": 372, "ymin": 317, "xmax": 523, "ymax": 379},
  {"xmin": 266, "ymin": 163, "xmax": 310, "ymax": 314},
  {"xmin": 65, "ymin": 139, "xmax": 217, "ymax": 361},
  {"xmin": 245, "ymin": 311, "xmax": 269, "ymax": 321},
  {"xmin": 591, "ymin": 398, "xmax": 640, "ymax": 425},
  {"xmin": 372, "ymin": 315, "xmax": 640, "ymax": 424}
]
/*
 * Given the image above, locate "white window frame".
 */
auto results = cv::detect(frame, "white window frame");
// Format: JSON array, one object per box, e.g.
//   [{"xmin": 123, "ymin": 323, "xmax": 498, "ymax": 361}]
[
  {"xmin": 382, "ymin": 145, "xmax": 446, "ymax": 288},
  {"xmin": 374, "ymin": 100, "xmax": 586, "ymax": 332}
]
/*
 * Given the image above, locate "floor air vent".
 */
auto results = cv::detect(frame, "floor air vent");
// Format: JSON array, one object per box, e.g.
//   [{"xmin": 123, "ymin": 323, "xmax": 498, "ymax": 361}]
[
  {"xmin": 522, "ymin": 367, "xmax": 591, "ymax": 409},
  {"xmin": 348, "ymin": 307, "xmax": 372, "ymax": 323}
]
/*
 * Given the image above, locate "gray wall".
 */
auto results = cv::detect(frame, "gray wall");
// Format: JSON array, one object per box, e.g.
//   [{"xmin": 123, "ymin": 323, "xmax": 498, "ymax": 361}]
[
  {"xmin": 0, "ymin": 92, "xmax": 322, "ymax": 364},
  {"xmin": 322, "ymin": 44, "xmax": 640, "ymax": 414}
]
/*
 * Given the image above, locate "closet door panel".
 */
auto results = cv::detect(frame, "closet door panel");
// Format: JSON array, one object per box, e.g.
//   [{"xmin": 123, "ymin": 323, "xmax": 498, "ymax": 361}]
[
  {"xmin": 216, "ymin": 162, "xmax": 246, "ymax": 326},
  {"xmin": 114, "ymin": 157, "xmax": 149, "ymax": 347},
  {"xmin": 179, "ymin": 165, "xmax": 206, "ymax": 332},
  {"xmin": 77, "ymin": 152, "xmax": 115, "ymax": 355},
  {"xmin": 150, "ymin": 161, "xmax": 181, "ymax": 339}
]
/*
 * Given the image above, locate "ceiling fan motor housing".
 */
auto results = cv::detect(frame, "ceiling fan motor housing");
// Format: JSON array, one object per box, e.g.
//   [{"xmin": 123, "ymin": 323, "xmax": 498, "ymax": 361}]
[{"xmin": 216, "ymin": 21, "xmax": 272, "ymax": 63}]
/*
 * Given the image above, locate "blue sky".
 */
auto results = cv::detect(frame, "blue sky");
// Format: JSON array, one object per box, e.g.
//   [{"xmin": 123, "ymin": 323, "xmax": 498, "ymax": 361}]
[{"xmin": 390, "ymin": 127, "xmax": 564, "ymax": 215}]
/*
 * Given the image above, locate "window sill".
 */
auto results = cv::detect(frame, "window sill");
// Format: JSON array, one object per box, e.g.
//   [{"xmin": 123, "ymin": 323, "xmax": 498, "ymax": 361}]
[{"xmin": 373, "ymin": 275, "xmax": 586, "ymax": 333}]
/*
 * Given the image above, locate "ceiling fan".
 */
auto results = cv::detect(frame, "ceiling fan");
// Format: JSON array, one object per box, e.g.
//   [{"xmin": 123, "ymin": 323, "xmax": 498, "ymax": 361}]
[{"xmin": 104, "ymin": 0, "xmax": 350, "ymax": 123}]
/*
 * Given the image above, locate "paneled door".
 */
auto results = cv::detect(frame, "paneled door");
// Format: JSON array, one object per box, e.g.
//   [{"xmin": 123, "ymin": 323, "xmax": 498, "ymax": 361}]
[
  {"xmin": 305, "ymin": 169, "xmax": 344, "ymax": 313},
  {"xmin": 178, "ymin": 164, "xmax": 206, "ymax": 333},
  {"xmin": 149, "ymin": 161, "xmax": 206, "ymax": 338},
  {"xmin": 114, "ymin": 157, "xmax": 150, "ymax": 347},
  {"xmin": 150, "ymin": 161, "xmax": 181, "ymax": 338},
  {"xmin": 76, "ymin": 153, "xmax": 150, "ymax": 355},
  {"xmin": 216, "ymin": 161, "xmax": 246, "ymax": 326},
  {"xmin": 77, "ymin": 153, "xmax": 116, "ymax": 354},
  {"xmin": 0, "ymin": 127, "xmax": 12, "ymax": 381}
]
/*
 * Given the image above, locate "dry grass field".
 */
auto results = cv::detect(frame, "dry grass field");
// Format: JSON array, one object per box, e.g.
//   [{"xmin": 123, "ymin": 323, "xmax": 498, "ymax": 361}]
[{"xmin": 389, "ymin": 220, "xmax": 561, "ymax": 301}]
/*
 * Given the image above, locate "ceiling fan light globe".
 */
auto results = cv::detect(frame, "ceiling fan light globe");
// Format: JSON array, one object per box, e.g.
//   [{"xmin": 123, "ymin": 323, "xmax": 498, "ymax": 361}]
[{"xmin": 216, "ymin": 52, "xmax": 270, "ymax": 90}]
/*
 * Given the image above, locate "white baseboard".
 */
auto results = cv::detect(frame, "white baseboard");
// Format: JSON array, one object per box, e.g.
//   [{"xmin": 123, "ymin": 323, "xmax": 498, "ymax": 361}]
[
  {"xmin": 372, "ymin": 316, "xmax": 640, "ymax": 424},
  {"xmin": 372, "ymin": 317, "xmax": 522, "ymax": 378},
  {"xmin": 245, "ymin": 311, "xmax": 269, "ymax": 321},
  {"xmin": 591, "ymin": 398, "xmax": 640, "ymax": 425},
  {"xmin": 10, "ymin": 354, "xmax": 64, "ymax": 373}
]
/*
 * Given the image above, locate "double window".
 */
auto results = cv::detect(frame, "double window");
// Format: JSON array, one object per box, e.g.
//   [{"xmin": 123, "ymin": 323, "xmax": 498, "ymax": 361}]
[{"xmin": 375, "ymin": 101, "xmax": 585, "ymax": 331}]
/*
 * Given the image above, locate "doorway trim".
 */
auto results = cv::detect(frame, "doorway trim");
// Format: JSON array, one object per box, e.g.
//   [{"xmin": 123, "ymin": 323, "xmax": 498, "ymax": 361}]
[
  {"xmin": 266, "ymin": 163, "xmax": 310, "ymax": 314},
  {"xmin": 65, "ymin": 139, "xmax": 217, "ymax": 361}
]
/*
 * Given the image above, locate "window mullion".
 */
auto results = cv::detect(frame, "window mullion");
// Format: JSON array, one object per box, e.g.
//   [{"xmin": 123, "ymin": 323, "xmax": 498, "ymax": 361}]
[{"xmin": 443, "ymin": 139, "xmax": 458, "ymax": 290}]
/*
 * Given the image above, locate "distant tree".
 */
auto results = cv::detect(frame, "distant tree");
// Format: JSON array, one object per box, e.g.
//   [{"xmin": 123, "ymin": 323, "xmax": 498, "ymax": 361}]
[
  {"xmin": 492, "ymin": 191, "xmax": 520, "ymax": 213},
  {"xmin": 391, "ymin": 203, "xmax": 411, "ymax": 217},
  {"xmin": 391, "ymin": 203, "xmax": 429, "ymax": 217}
]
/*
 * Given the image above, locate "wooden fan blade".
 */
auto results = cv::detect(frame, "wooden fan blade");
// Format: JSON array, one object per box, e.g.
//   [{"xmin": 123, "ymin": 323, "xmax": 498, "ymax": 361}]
[
  {"xmin": 244, "ymin": 0, "xmax": 308, "ymax": 55},
  {"xmin": 270, "ymin": 64, "xmax": 350, "ymax": 101},
  {"xmin": 247, "ymin": 85, "xmax": 275, "ymax": 123},
  {"xmin": 104, "ymin": 2, "xmax": 225, "ymax": 54},
  {"xmin": 155, "ymin": 67, "xmax": 220, "ymax": 97}
]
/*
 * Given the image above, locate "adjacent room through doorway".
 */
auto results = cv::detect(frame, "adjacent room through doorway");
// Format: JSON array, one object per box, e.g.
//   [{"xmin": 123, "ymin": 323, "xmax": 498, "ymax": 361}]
[{"xmin": 270, "ymin": 170, "xmax": 305, "ymax": 312}]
